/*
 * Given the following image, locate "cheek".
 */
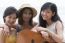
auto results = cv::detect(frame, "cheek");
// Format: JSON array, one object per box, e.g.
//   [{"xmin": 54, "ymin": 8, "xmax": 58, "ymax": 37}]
[
  {"xmin": 41, "ymin": 12, "xmax": 44, "ymax": 16},
  {"xmin": 12, "ymin": 19, "xmax": 16, "ymax": 22},
  {"xmin": 9, "ymin": 18, "xmax": 16, "ymax": 24},
  {"xmin": 11, "ymin": 18, "xmax": 16, "ymax": 23},
  {"xmin": 14, "ymin": 20, "xmax": 16, "ymax": 23},
  {"xmin": 5, "ymin": 18, "xmax": 10, "ymax": 23},
  {"xmin": 22, "ymin": 14, "xmax": 32, "ymax": 19},
  {"xmin": 28, "ymin": 15, "xmax": 32, "ymax": 18},
  {"xmin": 48, "ymin": 13, "xmax": 53, "ymax": 19},
  {"xmin": 22, "ymin": 15, "xmax": 25, "ymax": 20},
  {"xmin": 22, "ymin": 14, "xmax": 26, "ymax": 18}
]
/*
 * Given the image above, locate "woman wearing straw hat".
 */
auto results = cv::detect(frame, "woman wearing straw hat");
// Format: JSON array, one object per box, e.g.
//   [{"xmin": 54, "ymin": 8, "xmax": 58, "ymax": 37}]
[
  {"xmin": 16, "ymin": 4, "xmax": 46, "ymax": 43},
  {"xmin": 16, "ymin": 4, "xmax": 37, "ymax": 32}
]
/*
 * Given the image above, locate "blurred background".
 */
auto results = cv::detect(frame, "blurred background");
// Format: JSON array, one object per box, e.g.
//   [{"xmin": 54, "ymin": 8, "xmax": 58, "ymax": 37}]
[{"xmin": 0, "ymin": 0, "xmax": 65, "ymax": 42}]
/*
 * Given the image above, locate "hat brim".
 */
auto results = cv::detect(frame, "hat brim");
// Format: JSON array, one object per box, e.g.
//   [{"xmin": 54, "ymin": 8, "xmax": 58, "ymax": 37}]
[{"xmin": 18, "ymin": 7, "xmax": 37, "ymax": 17}]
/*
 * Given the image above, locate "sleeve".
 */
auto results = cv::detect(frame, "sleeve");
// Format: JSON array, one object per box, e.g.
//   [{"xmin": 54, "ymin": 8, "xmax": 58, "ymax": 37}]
[{"xmin": 16, "ymin": 24, "xmax": 22, "ymax": 32}]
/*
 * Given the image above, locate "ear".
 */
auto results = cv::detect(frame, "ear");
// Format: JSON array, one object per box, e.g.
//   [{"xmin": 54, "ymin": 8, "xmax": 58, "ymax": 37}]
[
  {"xmin": 52, "ymin": 12, "xmax": 55, "ymax": 16},
  {"xmin": 4, "ymin": 17, "xmax": 6, "ymax": 22}
]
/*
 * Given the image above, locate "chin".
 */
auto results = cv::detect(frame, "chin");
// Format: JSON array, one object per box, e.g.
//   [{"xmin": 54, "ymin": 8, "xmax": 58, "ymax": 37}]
[
  {"xmin": 9, "ymin": 24, "xmax": 13, "ymax": 27},
  {"xmin": 43, "ymin": 18, "xmax": 47, "ymax": 20}
]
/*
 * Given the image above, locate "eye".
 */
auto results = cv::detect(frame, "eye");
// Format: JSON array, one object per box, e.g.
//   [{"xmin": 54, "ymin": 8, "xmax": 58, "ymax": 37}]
[
  {"xmin": 29, "ymin": 12, "xmax": 32, "ymax": 15},
  {"xmin": 23, "ymin": 12, "xmax": 27, "ymax": 14},
  {"xmin": 8, "ymin": 16, "xmax": 11, "ymax": 18},
  {"xmin": 47, "ymin": 11, "xmax": 50, "ymax": 13},
  {"xmin": 13, "ymin": 17, "xmax": 16, "ymax": 19}
]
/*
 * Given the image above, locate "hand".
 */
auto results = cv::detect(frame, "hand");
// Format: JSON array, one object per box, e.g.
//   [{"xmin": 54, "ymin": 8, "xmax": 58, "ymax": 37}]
[
  {"xmin": 40, "ymin": 31, "xmax": 52, "ymax": 42},
  {"xmin": 0, "ymin": 24, "xmax": 9, "ymax": 33},
  {"xmin": 3, "ymin": 25, "xmax": 9, "ymax": 33},
  {"xmin": 40, "ymin": 31, "xmax": 54, "ymax": 42},
  {"xmin": 31, "ymin": 25, "xmax": 48, "ymax": 32},
  {"xmin": 40, "ymin": 31, "xmax": 49, "ymax": 38},
  {"xmin": 36, "ymin": 27, "xmax": 48, "ymax": 32},
  {"xmin": 31, "ymin": 24, "xmax": 39, "ymax": 32}
]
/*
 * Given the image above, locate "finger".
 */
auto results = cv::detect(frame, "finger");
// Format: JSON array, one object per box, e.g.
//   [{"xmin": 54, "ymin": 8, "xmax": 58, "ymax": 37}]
[
  {"xmin": 32, "ymin": 24, "xmax": 39, "ymax": 29},
  {"xmin": 31, "ymin": 24, "xmax": 39, "ymax": 32},
  {"xmin": 35, "ymin": 24, "xmax": 39, "ymax": 27}
]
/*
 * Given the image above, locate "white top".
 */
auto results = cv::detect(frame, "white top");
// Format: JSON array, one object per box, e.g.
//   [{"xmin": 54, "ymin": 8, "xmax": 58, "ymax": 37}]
[
  {"xmin": 47, "ymin": 21, "xmax": 57, "ymax": 33},
  {"xmin": 47, "ymin": 21, "xmax": 64, "ymax": 42}
]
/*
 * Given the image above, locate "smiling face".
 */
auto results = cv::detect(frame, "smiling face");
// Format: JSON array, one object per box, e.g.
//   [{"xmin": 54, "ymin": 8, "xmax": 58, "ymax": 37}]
[
  {"xmin": 41, "ymin": 8, "xmax": 55, "ymax": 21},
  {"xmin": 4, "ymin": 13, "xmax": 17, "ymax": 27},
  {"xmin": 22, "ymin": 8, "xmax": 33, "ymax": 22}
]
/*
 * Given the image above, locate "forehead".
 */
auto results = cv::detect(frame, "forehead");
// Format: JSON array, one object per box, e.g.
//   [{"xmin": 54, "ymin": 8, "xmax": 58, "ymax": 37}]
[
  {"xmin": 23, "ymin": 8, "xmax": 31, "ymax": 12},
  {"xmin": 43, "ymin": 8, "xmax": 51, "ymax": 11}
]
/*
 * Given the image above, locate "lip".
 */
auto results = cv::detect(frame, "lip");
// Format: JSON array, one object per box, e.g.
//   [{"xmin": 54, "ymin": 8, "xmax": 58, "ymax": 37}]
[
  {"xmin": 9, "ymin": 22, "xmax": 14, "ymax": 25},
  {"xmin": 42, "ymin": 15, "xmax": 48, "ymax": 18}
]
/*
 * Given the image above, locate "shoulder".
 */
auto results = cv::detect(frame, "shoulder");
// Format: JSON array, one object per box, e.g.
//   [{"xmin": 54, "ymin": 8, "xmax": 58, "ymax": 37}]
[
  {"xmin": 0, "ymin": 24, "xmax": 4, "ymax": 28},
  {"xmin": 55, "ymin": 20, "xmax": 63, "ymax": 30},
  {"xmin": 0, "ymin": 28, "xmax": 4, "ymax": 33},
  {"xmin": 56, "ymin": 21, "xmax": 63, "ymax": 27}
]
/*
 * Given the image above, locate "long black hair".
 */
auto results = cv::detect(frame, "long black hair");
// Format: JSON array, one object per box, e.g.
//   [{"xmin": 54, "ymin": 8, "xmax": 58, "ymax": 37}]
[
  {"xmin": 18, "ymin": 7, "xmax": 33, "ymax": 26},
  {"xmin": 39, "ymin": 2, "xmax": 62, "ymax": 28}
]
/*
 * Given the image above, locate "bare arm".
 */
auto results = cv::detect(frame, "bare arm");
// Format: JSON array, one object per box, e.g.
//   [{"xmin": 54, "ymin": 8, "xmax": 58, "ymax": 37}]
[
  {"xmin": 35, "ymin": 21, "xmax": 63, "ymax": 43},
  {"xmin": 0, "ymin": 28, "xmax": 4, "ymax": 43},
  {"xmin": 47, "ymin": 21, "xmax": 63, "ymax": 43}
]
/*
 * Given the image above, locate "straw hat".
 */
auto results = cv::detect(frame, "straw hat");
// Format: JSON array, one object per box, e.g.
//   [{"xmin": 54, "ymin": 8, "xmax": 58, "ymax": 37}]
[{"xmin": 18, "ymin": 4, "xmax": 37, "ymax": 17}]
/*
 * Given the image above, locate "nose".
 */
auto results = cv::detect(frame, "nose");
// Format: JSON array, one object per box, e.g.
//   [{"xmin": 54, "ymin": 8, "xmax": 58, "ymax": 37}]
[
  {"xmin": 26, "ymin": 13, "xmax": 30, "ymax": 17},
  {"xmin": 26, "ymin": 14, "xmax": 29, "ymax": 16}
]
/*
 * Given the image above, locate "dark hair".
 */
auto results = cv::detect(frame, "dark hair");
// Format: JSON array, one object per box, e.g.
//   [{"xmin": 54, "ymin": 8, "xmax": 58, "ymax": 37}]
[
  {"xmin": 39, "ymin": 2, "xmax": 62, "ymax": 28},
  {"xmin": 3, "ymin": 6, "xmax": 18, "ymax": 22},
  {"xmin": 18, "ymin": 7, "xmax": 33, "ymax": 26}
]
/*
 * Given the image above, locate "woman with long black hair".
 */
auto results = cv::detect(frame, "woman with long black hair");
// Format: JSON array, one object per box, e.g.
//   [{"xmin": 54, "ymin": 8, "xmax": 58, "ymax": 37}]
[{"xmin": 34, "ymin": 2, "xmax": 63, "ymax": 43}]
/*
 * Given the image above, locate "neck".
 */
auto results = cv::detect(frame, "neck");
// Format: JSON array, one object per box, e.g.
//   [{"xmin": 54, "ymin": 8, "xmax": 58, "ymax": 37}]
[
  {"xmin": 23, "ymin": 21, "xmax": 30, "ymax": 26},
  {"xmin": 46, "ymin": 19, "xmax": 53, "ymax": 26},
  {"xmin": 22, "ymin": 22, "xmax": 32, "ymax": 30}
]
